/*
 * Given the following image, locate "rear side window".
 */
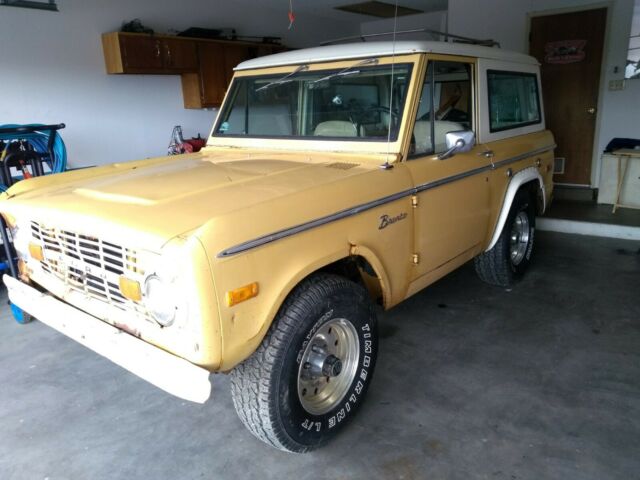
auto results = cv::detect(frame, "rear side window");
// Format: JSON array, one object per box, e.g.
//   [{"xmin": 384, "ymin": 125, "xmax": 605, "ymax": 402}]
[{"xmin": 487, "ymin": 70, "xmax": 541, "ymax": 132}]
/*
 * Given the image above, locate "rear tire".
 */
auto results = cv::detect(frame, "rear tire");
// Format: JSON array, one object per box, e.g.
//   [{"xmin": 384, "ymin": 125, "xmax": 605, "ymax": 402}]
[
  {"xmin": 230, "ymin": 273, "xmax": 378, "ymax": 453},
  {"xmin": 475, "ymin": 188, "xmax": 536, "ymax": 287}
]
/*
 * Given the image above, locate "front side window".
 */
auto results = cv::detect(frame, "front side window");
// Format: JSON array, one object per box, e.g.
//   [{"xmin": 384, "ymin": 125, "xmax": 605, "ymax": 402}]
[
  {"xmin": 487, "ymin": 70, "xmax": 541, "ymax": 132},
  {"xmin": 410, "ymin": 61, "xmax": 473, "ymax": 157},
  {"xmin": 213, "ymin": 62, "xmax": 412, "ymax": 141}
]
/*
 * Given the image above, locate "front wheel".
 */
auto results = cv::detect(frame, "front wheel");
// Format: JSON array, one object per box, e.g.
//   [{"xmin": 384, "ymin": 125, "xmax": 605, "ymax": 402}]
[
  {"xmin": 230, "ymin": 274, "xmax": 378, "ymax": 453},
  {"xmin": 475, "ymin": 188, "xmax": 536, "ymax": 287}
]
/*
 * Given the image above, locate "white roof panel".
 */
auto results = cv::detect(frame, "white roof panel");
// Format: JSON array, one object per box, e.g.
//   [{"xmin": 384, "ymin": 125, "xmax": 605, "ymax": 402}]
[{"xmin": 236, "ymin": 41, "xmax": 539, "ymax": 71}]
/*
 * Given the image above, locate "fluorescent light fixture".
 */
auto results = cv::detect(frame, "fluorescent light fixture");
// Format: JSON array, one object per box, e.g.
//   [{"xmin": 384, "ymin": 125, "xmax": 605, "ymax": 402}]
[
  {"xmin": 335, "ymin": 1, "xmax": 422, "ymax": 18},
  {"xmin": 0, "ymin": 0, "xmax": 59, "ymax": 12}
]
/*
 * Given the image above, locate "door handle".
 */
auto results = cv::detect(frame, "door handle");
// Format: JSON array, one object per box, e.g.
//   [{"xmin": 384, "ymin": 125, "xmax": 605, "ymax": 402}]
[
  {"xmin": 587, "ymin": 107, "xmax": 596, "ymax": 114},
  {"xmin": 478, "ymin": 150, "xmax": 494, "ymax": 158}
]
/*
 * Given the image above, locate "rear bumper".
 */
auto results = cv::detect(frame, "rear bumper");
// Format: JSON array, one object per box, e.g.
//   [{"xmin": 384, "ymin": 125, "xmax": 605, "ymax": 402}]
[{"xmin": 4, "ymin": 275, "xmax": 212, "ymax": 403}]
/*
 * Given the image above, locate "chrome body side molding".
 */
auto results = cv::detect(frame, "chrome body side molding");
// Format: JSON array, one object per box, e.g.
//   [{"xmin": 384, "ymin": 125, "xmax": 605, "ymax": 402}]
[{"xmin": 217, "ymin": 146, "xmax": 554, "ymax": 258}]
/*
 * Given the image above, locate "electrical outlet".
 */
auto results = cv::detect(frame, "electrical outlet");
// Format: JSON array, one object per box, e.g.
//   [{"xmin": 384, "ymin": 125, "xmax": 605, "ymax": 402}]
[{"xmin": 608, "ymin": 79, "xmax": 625, "ymax": 91}]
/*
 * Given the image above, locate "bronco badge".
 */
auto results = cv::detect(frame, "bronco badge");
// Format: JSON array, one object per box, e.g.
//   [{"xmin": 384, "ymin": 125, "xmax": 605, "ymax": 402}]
[{"xmin": 378, "ymin": 212, "xmax": 407, "ymax": 230}]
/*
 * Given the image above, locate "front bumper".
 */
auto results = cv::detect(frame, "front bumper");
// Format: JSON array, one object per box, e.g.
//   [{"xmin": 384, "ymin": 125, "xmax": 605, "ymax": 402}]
[{"xmin": 4, "ymin": 275, "xmax": 212, "ymax": 403}]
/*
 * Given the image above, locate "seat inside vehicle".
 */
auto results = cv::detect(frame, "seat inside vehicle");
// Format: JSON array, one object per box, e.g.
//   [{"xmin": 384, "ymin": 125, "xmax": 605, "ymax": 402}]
[
  {"xmin": 314, "ymin": 120, "xmax": 358, "ymax": 137},
  {"xmin": 225, "ymin": 104, "xmax": 293, "ymax": 136},
  {"xmin": 413, "ymin": 120, "xmax": 464, "ymax": 153}
]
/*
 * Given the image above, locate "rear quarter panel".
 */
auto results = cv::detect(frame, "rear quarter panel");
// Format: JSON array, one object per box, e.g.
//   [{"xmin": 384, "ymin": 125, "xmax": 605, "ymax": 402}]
[{"xmin": 484, "ymin": 130, "xmax": 555, "ymax": 249}]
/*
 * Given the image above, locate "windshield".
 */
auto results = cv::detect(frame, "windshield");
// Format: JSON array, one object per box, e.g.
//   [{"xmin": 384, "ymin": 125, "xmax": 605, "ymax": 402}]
[{"xmin": 213, "ymin": 62, "xmax": 412, "ymax": 141}]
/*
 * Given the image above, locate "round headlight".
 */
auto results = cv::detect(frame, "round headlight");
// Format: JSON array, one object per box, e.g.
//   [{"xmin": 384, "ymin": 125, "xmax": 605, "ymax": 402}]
[
  {"xmin": 10, "ymin": 223, "xmax": 29, "ymax": 259},
  {"xmin": 144, "ymin": 275, "xmax": 177, "ymax": 327}
]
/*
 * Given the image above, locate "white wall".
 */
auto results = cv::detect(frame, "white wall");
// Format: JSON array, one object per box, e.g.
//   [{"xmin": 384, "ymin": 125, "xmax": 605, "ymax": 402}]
[
  {"xmin": 448, "ymin": 0, "xmax": 639, "ymax": 189},
  {"xmin": 0, "ymin": 0, "xmax": 358, "ymax": 167}
]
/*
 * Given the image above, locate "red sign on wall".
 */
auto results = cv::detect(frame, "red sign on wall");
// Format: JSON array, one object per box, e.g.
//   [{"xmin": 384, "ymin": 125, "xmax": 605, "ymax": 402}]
[{"xmin": 544, "ymin": 40, "xmax": 587, "ymax": 64}]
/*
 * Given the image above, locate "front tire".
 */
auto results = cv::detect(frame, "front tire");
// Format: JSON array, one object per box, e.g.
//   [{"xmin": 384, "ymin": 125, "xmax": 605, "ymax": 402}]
[
  {"xmin": 475, "ymin": 188, "xmax": 536, "ymax": 287},
  {"xmin": 230, "ymin": 274, "xmax": 378, "ymax": 453}
]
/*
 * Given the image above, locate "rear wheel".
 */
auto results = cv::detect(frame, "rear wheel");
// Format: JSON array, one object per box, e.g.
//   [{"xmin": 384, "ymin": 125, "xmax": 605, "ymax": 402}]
[
  {"xmin": 475, "ymin": 188, "xmax": 536, "ymax": 287},
  {"xmin": 230, "ymin": 274, "xmax": 378, "ymax": 453}
]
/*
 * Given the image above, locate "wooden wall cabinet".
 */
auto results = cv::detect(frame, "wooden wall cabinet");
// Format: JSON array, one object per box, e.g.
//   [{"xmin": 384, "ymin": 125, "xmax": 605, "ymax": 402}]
[
  {"xmin": 102, "ymin": 32, "xmax": 286, "ymax": 109},
  {"xmin": 103, "ymin": 32, "xmax": 197, "ymax": 74},
  {"xmin": 181, "ymin": 43, "xmax": 255, "ymax": 109}
]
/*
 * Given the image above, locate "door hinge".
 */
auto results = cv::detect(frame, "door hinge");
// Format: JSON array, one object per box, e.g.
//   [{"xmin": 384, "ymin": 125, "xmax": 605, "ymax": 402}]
[
  {"xmin": 411, "ymin": 195, "xmax": 418, "ymax": 208},
  {"xmin": 412, "ymin": 253, "xmax": 420, "ymax": 265}
]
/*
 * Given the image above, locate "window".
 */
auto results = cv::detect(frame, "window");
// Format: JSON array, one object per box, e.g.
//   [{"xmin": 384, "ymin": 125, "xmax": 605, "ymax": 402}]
[
  {"xmin": 626, "ymin": 0, "xmax": 640, "ymax": 79},
  {"xmin": 410, "ymin": 61, "xmax": 473, "ymax": 157},
  {"xmin": 487, "ymin": 70, "xmax": 541, "ymax": 133},
  {"xmin": 213, "ymin": 63, "xmax": 412, "ymax": 141}
]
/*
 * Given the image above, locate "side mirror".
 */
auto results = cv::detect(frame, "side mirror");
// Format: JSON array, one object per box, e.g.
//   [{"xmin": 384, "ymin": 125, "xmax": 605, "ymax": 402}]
[{"xmin": 437, "ymin": 130, "xmax": 476, "ymax": 160}]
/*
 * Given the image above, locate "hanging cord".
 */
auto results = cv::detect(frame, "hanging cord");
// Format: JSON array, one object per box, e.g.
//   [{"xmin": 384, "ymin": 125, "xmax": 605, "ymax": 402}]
[
  {"xmin": 382, "ymin": 0, "xmax": 399, "ymax": 169},
  {"xmin": 288, "ymin": 0, "xmax": 295, "ymax": 30}
]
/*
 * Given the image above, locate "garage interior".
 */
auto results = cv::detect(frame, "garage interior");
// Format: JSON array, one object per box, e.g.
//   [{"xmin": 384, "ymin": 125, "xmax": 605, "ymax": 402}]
[{"xmin": 0, "ymin": 0, "xmax": 639, "ymax": 478}]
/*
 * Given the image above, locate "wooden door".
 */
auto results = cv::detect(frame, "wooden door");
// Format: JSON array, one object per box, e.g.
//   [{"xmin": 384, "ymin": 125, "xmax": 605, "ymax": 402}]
[
  {"xmin": 529, "ymin": 8, "xmax": 607, "ymax": 185},
  {"xmin": 120, "ymin": 35, "xmax": 163, "ymax": 71}
]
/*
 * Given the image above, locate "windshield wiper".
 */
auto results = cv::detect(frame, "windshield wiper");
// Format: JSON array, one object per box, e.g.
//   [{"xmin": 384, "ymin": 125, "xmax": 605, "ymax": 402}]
[
  {"xmin": 255, "ymin": 64, "xmax": 309, "ymax": 92},
  {"xmin": 309, "ymin": 57, "xmax": 379, "ymax": 85}
]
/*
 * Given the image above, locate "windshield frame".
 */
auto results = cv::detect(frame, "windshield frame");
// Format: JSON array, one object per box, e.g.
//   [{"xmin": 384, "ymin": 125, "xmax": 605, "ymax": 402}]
[{"xmin": 207, "ymin": 54, "xmax": 423, "ymax": 155}]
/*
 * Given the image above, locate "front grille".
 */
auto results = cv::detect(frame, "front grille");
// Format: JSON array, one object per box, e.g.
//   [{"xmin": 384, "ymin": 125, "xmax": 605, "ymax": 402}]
[{"xmin": 31, "ymin": 221, "xmax": 148, "ymax": 316}]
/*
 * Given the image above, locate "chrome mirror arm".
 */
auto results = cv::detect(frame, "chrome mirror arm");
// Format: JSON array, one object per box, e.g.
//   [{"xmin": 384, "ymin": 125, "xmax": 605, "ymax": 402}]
[
  {"xmin": 438, "ymin": 139, "xmax": 465, "ymax": 160},
  {"xmin": 437, "ymin": 130, "xmax": 476, "ymax": 160}
]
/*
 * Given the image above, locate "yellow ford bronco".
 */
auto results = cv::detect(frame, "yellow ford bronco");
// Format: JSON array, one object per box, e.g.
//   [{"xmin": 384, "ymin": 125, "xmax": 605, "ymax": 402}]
[{"xmin": 1, "ymin": 40, "xmax": 554, "ymax": 452}]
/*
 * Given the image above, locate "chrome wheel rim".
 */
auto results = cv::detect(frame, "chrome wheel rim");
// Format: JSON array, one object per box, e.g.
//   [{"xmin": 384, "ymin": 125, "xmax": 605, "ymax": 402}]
[
  {"xmin": 510, "ymin": 211, "xmax": 530, "ymax": 266},
  {"xmin": 297, "ymin": 318, "xmax": 360, "ymax": 415}
]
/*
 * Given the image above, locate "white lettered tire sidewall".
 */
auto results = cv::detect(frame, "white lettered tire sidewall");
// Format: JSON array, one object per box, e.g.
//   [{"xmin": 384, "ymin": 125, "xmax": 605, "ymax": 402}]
[
  {"xmin": 277, "ymin": 281, "xmax": 377, "ymax": 448},
  {"xmin": 230, "ymin": 274, "xmax": 378, "ymax": 452}
]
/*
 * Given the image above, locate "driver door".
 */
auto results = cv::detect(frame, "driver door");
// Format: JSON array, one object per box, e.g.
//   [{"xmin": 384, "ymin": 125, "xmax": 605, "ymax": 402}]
[{"xmin": 405, "ymin": 59, "xmax": 491, "ymax": 280}]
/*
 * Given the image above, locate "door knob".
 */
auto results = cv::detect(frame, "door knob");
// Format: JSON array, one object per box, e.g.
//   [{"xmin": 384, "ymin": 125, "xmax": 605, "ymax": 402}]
[{"xmin": 587, "ymin": 107, "xmax": 596, "ymax": 114}]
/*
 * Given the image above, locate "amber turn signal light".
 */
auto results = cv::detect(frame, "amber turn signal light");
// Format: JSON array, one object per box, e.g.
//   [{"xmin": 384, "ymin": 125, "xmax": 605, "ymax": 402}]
[
  {"xmin": 119, "ymin": 276, "xmax": 142, "ymax": 302},
  {"xmin": 226, "ymin": 282, "xmax": 259, "ymax": 307},
  {"xmin": 28, "ymin": 243, "xmax": 44, "ymax": 261}
]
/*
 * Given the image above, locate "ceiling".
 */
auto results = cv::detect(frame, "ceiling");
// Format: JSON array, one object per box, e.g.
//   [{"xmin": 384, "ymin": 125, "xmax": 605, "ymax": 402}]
[{"xmin": 291, "ymin": 0, "xmax": 448, "ymax": 22}]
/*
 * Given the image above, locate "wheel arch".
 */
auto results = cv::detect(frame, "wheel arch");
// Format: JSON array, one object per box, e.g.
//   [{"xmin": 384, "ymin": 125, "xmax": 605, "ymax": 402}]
[
  {"xmin": 318, "ymin": 246, "xmax": 390, "ymax": 307},
  {"xmin": 259, "ymin": 247, "xmax": 389, "ymax": 344},
  {"xmin": 486, "ymin": 167, "xmax": 545, "ymax": 252},
  {"xmin": 279, "ymin": 249, "xmax": 386, "ymax": 308}
]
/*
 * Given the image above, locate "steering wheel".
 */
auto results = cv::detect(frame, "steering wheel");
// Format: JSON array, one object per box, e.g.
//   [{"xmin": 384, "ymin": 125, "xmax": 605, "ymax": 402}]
[
  {"xmin": 362, "ymin": 105, "xmax": 400, "ymax": 119},
  {"xmin": 355, "ymin": 106, "xmax": 400, "ymax": 136}
]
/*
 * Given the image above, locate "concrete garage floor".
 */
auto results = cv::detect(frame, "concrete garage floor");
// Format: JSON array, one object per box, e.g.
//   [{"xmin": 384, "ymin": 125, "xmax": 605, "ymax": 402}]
[{"xmin": 1, "ymin": 231, "xmax": 639, "ymax": 480}]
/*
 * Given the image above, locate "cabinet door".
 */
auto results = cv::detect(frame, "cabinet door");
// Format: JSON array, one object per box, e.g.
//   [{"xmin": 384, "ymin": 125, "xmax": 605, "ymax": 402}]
[
  {"xmin": 223, "ymin": 45, "xmax": 251, "ymax": 83},
  {"xmin": 198, "ymin": 42, "xmax": 227, "ymax": 106},
  {"xmin": 120, "ymin": 35, "xmax": 163, "ymax": 71},
  {"xmin": 162, "ymin": 38, "xmax": 198, "ymax": 72}
]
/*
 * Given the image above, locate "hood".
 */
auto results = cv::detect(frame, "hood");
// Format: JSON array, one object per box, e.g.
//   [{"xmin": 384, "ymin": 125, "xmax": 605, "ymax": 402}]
[{"xmin": 1, "ymin": 149, "xmax": 377, "ymax": 251}]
